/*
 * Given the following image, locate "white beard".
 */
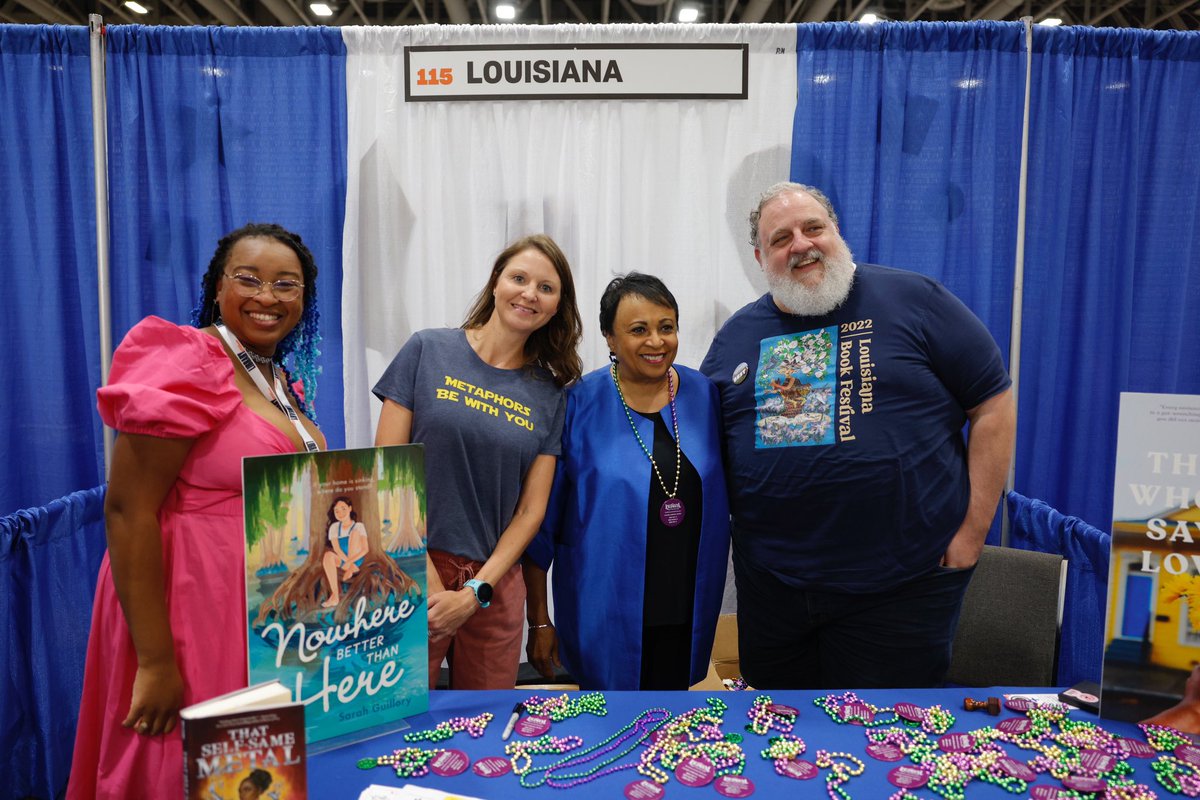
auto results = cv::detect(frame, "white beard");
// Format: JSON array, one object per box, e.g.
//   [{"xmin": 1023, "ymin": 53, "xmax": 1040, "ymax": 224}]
[{"xmin": 766, "ymin": 246, "xmax": 856, "ymax": 317}]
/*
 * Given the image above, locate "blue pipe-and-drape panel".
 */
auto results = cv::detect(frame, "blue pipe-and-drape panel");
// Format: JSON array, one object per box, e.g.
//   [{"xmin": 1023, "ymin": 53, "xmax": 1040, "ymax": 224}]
[
  {"xmin": 1018, "ymin": 28, "xmax": 1200, "ymax": 536},
  {"xmin": 103, "ymin": 25, "xmax": 349, "ymax": 446},
  {"xmin": 791, "ymin": 21, "xmax": 1024, "ymax": 355},
  {"xmin": 1007, "ymin": 490, "xmax": 1111, "ymax": 688},
  {"xmin": 0, "ymin": 25, "xmax": 103, "ymax": 514},
  {"xmin": 0, "ymin": 485, "xmax": 107, "ymax": 800}
]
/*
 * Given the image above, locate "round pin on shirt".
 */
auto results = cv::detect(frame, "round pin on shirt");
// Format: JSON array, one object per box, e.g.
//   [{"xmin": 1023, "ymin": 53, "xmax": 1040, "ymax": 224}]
[{"xmin": 732, "ymin": 362, "xmax": 749, "ymax": 384}]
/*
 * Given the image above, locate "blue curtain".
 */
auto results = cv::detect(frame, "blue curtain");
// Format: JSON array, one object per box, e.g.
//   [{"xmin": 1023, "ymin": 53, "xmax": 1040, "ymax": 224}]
[
  {"xmin": 0, "ymin": 486, "xmax": 107, "ymax": 800},
  {"xmin": 104, "ymin": 26, "xmax": 349, "ymax": 444},
  {"xmin": 0, "ymin": 25, "xmax": 102, "ymax": 513},
  {"xmin": 1007, "ymin": 490, "xmax": 1111, "ymax": 687},
  {"xmin": 1018, "ymin": 28, "xmax": 1200, "ymax": 533},
  {"xmin": 791, "ymin": 21, "xmax": 1025, "ymax": 351}
]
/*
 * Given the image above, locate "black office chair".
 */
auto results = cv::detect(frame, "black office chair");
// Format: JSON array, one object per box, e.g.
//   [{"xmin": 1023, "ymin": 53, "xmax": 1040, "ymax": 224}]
[{"xmin": 946, "ymin": 544, "xmax": 1068, "ymax": 687}]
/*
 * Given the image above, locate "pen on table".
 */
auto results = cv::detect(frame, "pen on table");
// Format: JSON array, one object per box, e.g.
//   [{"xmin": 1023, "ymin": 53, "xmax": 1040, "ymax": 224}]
[{"xmin": 501, "ymin": 702, "xmax": 525, "ymax": 740}]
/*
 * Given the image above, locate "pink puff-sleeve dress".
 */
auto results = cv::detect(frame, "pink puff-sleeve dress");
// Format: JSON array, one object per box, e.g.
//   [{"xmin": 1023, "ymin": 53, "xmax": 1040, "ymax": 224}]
[{"xmin": 67, "ymin": 316, "xmax": 301, "ymax": 800}]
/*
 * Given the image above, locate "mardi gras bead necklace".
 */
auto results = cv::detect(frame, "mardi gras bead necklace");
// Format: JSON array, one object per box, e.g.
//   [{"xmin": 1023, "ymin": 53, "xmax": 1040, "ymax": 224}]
[
  {"xmin": 1152, "ymin": 753, "xmax": 1200, "ymax": 796},
  {"xmin": 403, "ymin": 711, "xmax": 493, "ymax": 742},
  {"xmin": 522, "ymin": 691, "xmax": 608, "ymax": 722},
  {"xmin": 519, "ymin": 707, "xmax": 669, "ymax": 789},
  {"xmin": 505, "ymin": 734, "xmax": 584, "ymax": 775},
  {"xmin": 815, "ymin": 690, "xmax": 897, "ymax": 727},
  {"xmin": 761, "ymin": 733, "xmax": 808, "ymax": 776},
  {"xmin": 746, "ymin": 694, "xmax": 798, "ymax": 735},
  {"xmin": 1103, "ymin": 781, "xmax": 1165, "ymax": 800},
  {"xmin": 639, "ymin": 698, "xmax": 739, "ymax": 784},
  {"xmin": 357, "ymin": 746, "xmax": 445, "ymax": 778},
  {"xmin": 814, "ymin": 749, "xmax": 865, "ymax": 800},
  {"xmin": 1143, "ymin": 723, "xmax": 1194, "ymax": 752},
  {"xmin": 971, "ymin": 749, "xmax": 1031, "ymax": 795},
  {"xmin": 611, "ymin": 363, "xmax": 687, "ymax": 527}
]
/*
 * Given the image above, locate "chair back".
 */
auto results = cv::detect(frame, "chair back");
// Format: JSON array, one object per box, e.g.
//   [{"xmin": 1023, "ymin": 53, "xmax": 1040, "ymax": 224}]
[{"xmin": 946, "ymin": 544, "xmax": 1067, "ymax": 687}]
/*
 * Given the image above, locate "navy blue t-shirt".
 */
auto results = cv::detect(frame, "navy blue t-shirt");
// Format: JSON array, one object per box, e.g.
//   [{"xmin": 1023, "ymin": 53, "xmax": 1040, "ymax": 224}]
[{"xmin": 700, "ymin": 264, "xmax": 1011, "ymax": 592}]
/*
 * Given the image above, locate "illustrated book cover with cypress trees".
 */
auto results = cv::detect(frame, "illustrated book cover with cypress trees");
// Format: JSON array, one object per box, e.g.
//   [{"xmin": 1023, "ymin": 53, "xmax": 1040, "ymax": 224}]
[{"xmin": 243, "ymin": 445, "xmax": 428, "ymax": 752}]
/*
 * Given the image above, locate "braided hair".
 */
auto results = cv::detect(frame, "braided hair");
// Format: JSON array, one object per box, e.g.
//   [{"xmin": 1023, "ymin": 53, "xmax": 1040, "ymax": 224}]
[{"xmin": 190, "ymin": 222, "xmax": 322, "ymax": 419}]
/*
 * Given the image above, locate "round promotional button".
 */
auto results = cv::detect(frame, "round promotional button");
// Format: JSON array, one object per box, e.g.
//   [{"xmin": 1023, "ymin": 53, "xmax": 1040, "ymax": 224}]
[
  {"xmin": 1030, "ymin": 785, "xmax": 1069, "ymax": 799},
  {"xmin": 1079, "ymin": 749, "xmax": 1117, "ymax": 773},
  {"xmin": 1004, "ymin": 697, "xmax": 1037, "ymax": 712},
  {"xmin": 623, "ymin": 779, "xmax": 666, "ymax": 800},
  {"xmin": 1062, "ymin": 775, "xmax": 1107, "ymax": 793},
  {"xmin": 894, "ymin": 702, "xmax": 925, "ymax": 723},
  {"xmin": 1117, "ymin": 737, "xmax": 1156, "ymax": 758},
  {"xmin": 841, "ymin": 702, "xmax": 874, "ymax": 725},
  {"xmin": 888, "ymin": 765, "xmax": 929, "ymax": 789},
  {"xmin": 777, "ymin": 759, "xmax": 819, "ymax": 780},
  {"xmin": 713, "ymin": 774, "xmax": 756, "ymax": 797},
  {"xmin": 996, "ymin": 717, "xmax": 1032, "ymax": 735},
  {"xmin": 515, "ymin": 715, "xmax": 552, "ymax": 737},
  {"xmin": 768, "ymin": 703, "xmax": 800, "ymax": 717},
  {"xmin": 995, "ymin": 756, "xmax": 1036, "ymax": 782},
  {"xmin": 865, "ymin": 742, "xmax": 905, "ymax": 762},
  {"xmin": 938, "ymin": 733, "xmax": 976, "ymax": 752},
  {"xmin": 675, "ymin": 754, "xmax": 716, "ymax": 787},
  {"xmin": 1177, "ymin": 743, "xmax": 1200, "ymax": 766},
  {"xmin": 429, "ymin": 749, "xmax": 469, "ymax": 777},
  {"xmin": 472, "ymin": 756, "xmax": 511, "ymax": 777}
]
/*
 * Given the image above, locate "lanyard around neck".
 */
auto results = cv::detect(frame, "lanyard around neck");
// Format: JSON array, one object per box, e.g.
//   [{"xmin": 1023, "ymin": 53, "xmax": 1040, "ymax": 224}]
[{"xmin": 215, "ymin": 323, "xmax": 319, "ymax": 452}]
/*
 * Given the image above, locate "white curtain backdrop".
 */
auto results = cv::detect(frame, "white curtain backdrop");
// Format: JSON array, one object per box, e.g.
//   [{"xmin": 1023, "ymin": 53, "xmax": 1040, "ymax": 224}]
[{"xmin": 341, "ymin": 23, "xmax": 798, "ymax": 447}]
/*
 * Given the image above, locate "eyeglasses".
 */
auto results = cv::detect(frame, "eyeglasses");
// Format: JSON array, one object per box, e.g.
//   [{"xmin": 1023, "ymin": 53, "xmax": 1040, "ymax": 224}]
[{"xmin": 224, "ymin": 272, "xmax": 305, "ymax": 303}]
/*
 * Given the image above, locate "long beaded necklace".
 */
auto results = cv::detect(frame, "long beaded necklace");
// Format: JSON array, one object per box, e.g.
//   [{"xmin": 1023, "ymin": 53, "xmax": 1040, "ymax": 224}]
[
  {"xmin": 815, "ymin": 749, "xmax": 866, "ymax": 800},
  {"xmin": 815, "ymin": 691, "xmax": 898, "ymax": 727},
  {"xmin": 761, "ymin": 732, "xmax": 809, "ymax": 775},
  {"xmin": 357, "ymin": 746, "xmax": 445, "ymax": 778},
  {"xmin": 639, "ymin": 698, "xmax": 744, "ymax": 785},
  {"xmin": 746, "ymin": 694, "xmax": 799, "ymax": 735},
  {"xmin": 403, "ymin": 711, "xmax": 493, "ymax": 742},
  {"xmin": 505, "ymin": 734, "xmax": 584, "ymax": 775},
  {"xmin": 522, "ymin": 691, "xmax": 608, "ymax": 722},
  {"xmin": 611, "ymin": 364, "xmax": 687, "ymax": 528},
  {"xmin": 518, "ymin": 707, "xmax": 670, "ymax": 789},
  {"xmin": 1143, "ymin": 722, "xmax": 1194, "ymax": 752}
]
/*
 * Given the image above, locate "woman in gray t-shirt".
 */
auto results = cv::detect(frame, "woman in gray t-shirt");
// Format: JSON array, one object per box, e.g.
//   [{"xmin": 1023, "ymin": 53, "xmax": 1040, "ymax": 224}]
[{"xmin": 373, "ymin": 234, "xmax": 582, "ymax": 690}]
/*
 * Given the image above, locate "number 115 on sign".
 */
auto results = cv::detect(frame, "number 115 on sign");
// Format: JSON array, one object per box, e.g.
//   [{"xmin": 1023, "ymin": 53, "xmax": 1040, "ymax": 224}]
[{"xmin": 416, "ymin": 67, "xmax": 453, "ymax": 85}]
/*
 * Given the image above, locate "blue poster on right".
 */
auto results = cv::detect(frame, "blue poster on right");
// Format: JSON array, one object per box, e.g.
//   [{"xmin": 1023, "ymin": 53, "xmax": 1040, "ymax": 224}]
[{"xmin": 1102, "ymin": 393, "xmax": 1200, "ymax": 727}]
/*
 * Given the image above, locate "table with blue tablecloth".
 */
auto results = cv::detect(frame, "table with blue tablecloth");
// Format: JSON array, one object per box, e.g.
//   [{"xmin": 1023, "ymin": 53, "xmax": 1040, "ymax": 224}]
[{"xmin": 309, "ymin": 688, "xmax": 1165, "ymax": 799}]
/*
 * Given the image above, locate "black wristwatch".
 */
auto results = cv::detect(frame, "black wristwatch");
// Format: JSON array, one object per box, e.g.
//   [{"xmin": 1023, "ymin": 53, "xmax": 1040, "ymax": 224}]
[{"xmin": 464, "ymin": 579, "xmax": 493, "ymax": 608}]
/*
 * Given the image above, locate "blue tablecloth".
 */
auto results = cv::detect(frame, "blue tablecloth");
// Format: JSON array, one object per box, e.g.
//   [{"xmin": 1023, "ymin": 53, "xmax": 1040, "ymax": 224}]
[{"xmin": 310, "ymin": 688, "xmax": 1153, "ymax": 798}]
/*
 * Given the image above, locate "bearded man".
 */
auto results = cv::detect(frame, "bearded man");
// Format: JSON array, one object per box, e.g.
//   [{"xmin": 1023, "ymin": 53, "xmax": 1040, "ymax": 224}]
[{"xmin": 701, "ymin": 182, "xmax": 1015, "ymax": 689}]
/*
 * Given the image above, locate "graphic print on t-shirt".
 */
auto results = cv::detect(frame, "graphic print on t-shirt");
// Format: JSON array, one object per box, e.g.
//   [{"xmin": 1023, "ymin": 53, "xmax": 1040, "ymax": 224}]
[
  {"xmin": 754, "ymin": 320, "xmax": 876, "ymax": 448},
  {"xmin": 754, "ymin": 327, "xmax": 835, "ymax": 447},
  {"xmin": 435, "ymin": 373, "xmax": 538, "ymax": 432}
]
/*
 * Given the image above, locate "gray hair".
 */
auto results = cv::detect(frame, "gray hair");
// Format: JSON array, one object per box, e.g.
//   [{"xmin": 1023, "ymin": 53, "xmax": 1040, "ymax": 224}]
[{"xmin": 748, "ymin": 182, "xmax": 839, "ymax": 247}]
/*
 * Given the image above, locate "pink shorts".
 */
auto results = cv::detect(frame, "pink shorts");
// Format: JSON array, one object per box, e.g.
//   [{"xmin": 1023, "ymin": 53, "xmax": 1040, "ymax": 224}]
[{"xmin": 427, "ymin": 549, "xmax": 525, "ymax": 690}]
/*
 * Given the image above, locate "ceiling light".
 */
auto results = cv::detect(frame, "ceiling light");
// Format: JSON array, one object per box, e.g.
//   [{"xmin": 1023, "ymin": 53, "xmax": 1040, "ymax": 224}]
[
  {"xmin": 859, "ymin": 12, "xmax": 879, "ymax": 22},
  {"xmin": 495, "ymin": 3, "xmax": 516, "ymax": 18},
  {"xmin": 678, "ymin": 6, "xmax": 699, "ymax": 21},
  {"xmin": 124, "ymin": 1, "xmax": 149, "ymax": 12},
  {"xmin": 1037, "ymin": 16, "xmax": 1063, "ymax": 24},
  {"xmin": 310, "ymin": 3, "xmax": 334, "ymax": 16}
]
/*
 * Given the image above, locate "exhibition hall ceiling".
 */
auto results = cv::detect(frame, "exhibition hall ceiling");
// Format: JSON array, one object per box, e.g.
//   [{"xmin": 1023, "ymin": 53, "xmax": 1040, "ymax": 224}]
[{"xmin": 2, "ymin": 0, "xmax": 1194, "ymax": 32}]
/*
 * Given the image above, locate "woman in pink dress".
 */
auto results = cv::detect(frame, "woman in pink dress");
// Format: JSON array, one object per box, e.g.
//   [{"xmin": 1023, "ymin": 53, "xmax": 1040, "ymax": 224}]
[{"xmin": 67, "ymin": 224, "xmax": 325, "ymax": 799}]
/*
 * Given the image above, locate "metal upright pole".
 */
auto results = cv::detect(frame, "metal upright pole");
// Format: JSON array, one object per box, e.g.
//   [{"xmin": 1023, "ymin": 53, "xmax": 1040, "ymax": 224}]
[
  {"xmin": 1003, "ymin": 17, "xmax": 1035, "ymax": 547},
  {"xmin": 89, "ymin": 13, "xmax": 114, "ymax": 474}
]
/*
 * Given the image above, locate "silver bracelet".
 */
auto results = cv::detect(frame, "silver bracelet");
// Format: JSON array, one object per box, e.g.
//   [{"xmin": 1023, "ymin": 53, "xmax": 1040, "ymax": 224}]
[{"xmin": 528, "ymin": 622, "xmax": 554, "ymax": 629}]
